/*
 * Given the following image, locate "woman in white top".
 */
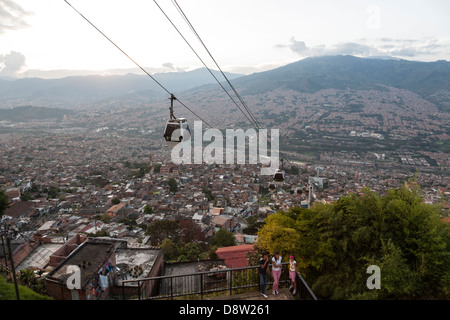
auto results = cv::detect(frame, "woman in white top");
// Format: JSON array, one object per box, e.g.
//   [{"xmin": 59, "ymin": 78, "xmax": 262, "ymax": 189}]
[
  {"xmin": 271, "ymin": 251, "xmax": 282, "ymax": 295},
  {"xmin": 289, "ymin": 255, "xmax": 298, "ymax": 294}
]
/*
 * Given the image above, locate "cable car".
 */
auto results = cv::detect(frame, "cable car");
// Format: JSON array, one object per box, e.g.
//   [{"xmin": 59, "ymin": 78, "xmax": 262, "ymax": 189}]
[
  {"xmin": 163, "ymin": 117, "xmax": 190, "ymax": 147},
  {"xmin": 268, "ymin": 182, "xmax": 276, "ymax": 191},
  {"xmin": 273, "ymin": 168, "xmax": 285, "ymax": 185},
  {"xmin": 163, "ymin": 94, "xmax": 191, "ymax": 147}
]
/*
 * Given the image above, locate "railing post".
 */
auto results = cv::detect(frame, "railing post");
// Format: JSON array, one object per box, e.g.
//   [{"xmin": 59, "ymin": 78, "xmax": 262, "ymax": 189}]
[
  {"xmin": 200, "ymin": 274, "xmax": 204, "ymax": 300},
  {"xmin": 229, "ymin": 270, "xmax": 233, "ymax": 296},
  {"xmin": 122, "ymin": 282, "xmax": 125, "ymax": 300},
  {"xmin": 138, "ymin": 280, "xmax": 141, "ymax": 300}
]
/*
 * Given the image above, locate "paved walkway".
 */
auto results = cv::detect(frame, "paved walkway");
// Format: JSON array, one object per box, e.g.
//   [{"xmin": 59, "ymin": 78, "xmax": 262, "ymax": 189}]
[{"xmin": 210, "ymin": 288, "xmax": 295, "ymax": 300}]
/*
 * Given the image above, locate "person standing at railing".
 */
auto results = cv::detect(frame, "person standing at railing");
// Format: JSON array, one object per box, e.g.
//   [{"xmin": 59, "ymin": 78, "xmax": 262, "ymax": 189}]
[
  {"xmin": 272, "ymin": 251, "xmax": 282, "ymax": 295},
  {"xmin": 288, "ymin": 255, "xmax": 298, "ymax": 295},
  {"xmin": 259, "ymin": 251, "xmax": 270, "ymax": 299}
]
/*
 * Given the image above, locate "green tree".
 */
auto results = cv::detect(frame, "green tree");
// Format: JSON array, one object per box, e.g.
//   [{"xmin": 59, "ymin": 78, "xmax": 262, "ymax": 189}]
[
  {"xmin": 211, "ymin": 229, "xmax": 236, "ymax": 248},
  {"xmin": 0, "ymin": 190, "xmax": 9, "ymax": 217},
  {"xmin": 146, "ymin": 220, "xmax": 179, "ymax": 245},
  {"xmin": 153, "ymin": 163, "xmax": 161, "ymax": 174},
  {"xmin": 202, "ymin": 187, "xmax": 215, "ymax": 201},
  {"xmin": 111, "ymin": 198, "xmax": 121, "ymax": 205},
  {"xmin": 160, "ymin": 238, "xmax": 179, "ymax": 261},
  {"xmin": 167, "ymin": 178, "xmax": 178, "ymax": 193},
  {"xmin": 143, "ymin": 204, "xmax": 154, "ymax": 215},
  {"xmin": 256, "ymin": 185, "xmax": 450, "ymax": 300}
]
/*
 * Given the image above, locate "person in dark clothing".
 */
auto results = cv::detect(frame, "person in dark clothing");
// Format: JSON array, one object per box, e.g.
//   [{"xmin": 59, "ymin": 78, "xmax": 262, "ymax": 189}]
[{"xmin": 259, "ymin": 251, "xmax": 270, "ymax": 298}]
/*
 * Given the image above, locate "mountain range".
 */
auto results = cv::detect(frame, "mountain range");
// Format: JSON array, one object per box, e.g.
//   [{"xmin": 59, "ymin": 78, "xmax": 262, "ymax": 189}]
[
  {"xmin": 1, "ymin": 55, "xmax": 449, "ymax": 113},
  {"xmin": 0, "ymin": 68, "xmax": 243, "ymax": 109}
]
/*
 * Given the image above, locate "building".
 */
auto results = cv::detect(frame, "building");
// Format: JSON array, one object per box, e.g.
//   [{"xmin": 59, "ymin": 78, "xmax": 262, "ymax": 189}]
[
  {"xmin": 105, "ymin": 202, "xmax": 126, "ymax": 217},
  {"xmin": 49, "ymin": 234, "xmax": 88, "ymax": 268},
  {"xmin": 215, "ymin": 244, "xmax": 255, "ymax": 269},
  {"xmin": 114, "ymin": 247, "xmax": 164, "ymax": 299},
  {"xmin": 45, "ymin": 237, "xmax": 164, "ymax": 300},
  {"xmin": 46, "ymin": 240, "xmax": 117, "ymax": 300},
  {"xmin": 4, "ymin": 201, "xmax": 35, "ymax": 220}
]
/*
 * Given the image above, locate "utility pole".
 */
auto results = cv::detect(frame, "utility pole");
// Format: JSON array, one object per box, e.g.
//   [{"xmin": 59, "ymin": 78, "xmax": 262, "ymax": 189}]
[
  {"xmin": 3, "ymin": 221, "xmax": 20, "ymax": 300},
  {"xmin": 1, "ymin": 229, "xmax": 9, "ymax": 271}
]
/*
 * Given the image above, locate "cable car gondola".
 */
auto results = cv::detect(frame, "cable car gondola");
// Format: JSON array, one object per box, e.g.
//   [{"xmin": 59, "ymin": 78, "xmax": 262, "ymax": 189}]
[
  {"xmin": 163, "ymin": 94, "xmax": 191, "ymax": 148},
  {"xmin": 272, "ymin": 158, "xmax": 285, "ymax": 186},
  {"xmin": 273, "ymin": 168, "xmax": 285, "ymax": 185}
]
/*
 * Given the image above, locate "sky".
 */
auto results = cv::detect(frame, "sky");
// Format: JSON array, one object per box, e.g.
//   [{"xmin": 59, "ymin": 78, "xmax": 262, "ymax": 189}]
[{"xmin": 1, "ymin": 0, "xmax": 449, "ymax": 78}]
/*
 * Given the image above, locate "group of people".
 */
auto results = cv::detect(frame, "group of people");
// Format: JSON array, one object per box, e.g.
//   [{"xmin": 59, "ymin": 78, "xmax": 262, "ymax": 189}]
[{"xmin": 258, "ymin": 251, "xmax": 299, "ymax": 299}]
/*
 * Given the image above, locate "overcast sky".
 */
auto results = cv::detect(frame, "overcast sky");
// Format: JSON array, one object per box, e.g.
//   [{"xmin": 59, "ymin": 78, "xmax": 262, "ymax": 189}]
[{"xmin": 1, "ymin": 0, "xmax": 449, "ymax": 78}]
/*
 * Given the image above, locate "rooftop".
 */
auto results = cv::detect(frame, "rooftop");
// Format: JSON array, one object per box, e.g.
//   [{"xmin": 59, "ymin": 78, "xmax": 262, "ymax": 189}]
[
  {"xmin": 47, "ymin": 241, "xmax": 115, "ymax": 287},
  {"xmin": 16, "ymin": 243, "xmax": 63, "ymax": 272},
  {"xmin": 115, "ymin": 247, "xmax": 161, "ymax": 286}
]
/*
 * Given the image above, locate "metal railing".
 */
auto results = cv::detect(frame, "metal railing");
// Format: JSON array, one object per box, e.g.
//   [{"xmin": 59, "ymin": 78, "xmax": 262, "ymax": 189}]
[{"xmin": 120, "ymin": 262, "xmax": 317, "ymax": 300}]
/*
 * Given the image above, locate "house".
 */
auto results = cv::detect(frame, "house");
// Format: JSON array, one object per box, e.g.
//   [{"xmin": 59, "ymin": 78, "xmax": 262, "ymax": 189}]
[
  {"xmin": 4, "ymin": 201, "xmax": 35, "ymax": 220},
  {"xmin": 114, "ymin": 247, "xmax": 164, "ymax": 299},
  {"xmin": 105, "ymin": 202, "xmax": 126, "ymax": 217},
  {"xmin": 49, "ymin": 234, "xmax": 88, "ymax": 268},
  {"xmin": 211, "ymin": 207, "xmax": 224, "ymax": 216},
  {"xmin": 46, "ymin": 240, "xmax": 117, "ymax": 300},
  {"xmin": 211, "ymin": 214, "xmax": 236, "ymax": 231},
  {"xmin": 5, "ymin": 187, "xmax": 21, "ymax": 202},
  {"xmin": 215, "ymin": 244, "xmax": 255, "ymax": 269}
]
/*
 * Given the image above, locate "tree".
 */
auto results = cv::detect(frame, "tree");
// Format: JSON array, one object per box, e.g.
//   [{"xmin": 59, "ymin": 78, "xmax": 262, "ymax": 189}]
[
  {"xmin": 179, "ymin": 219, "xmax": 205, "ymax": 243},
  {"xmin": 111, "ymin": 198, "xmax": 121, "ymax": 205},
  {"xmin": 202, "ymin": 187, "xmax": 215, "ymax": 201},
  {"xmin": 0, "ymin": 190, "xmax": 9, "ymax": 217},
  {"xmin": 143, "ymin": 204, "xmax": 154, "ymax": 215},
  {"xmin": 167, "ymin": 178, "xmax": 178, "ymax": 193},
  {"xmin": 255, "ymin": 210, "xmax": 301, "ymax": 258},
  {"xmin": 160, "ymin": 238, "xmax": 179, "ymax": 261},
  {"xmin": 211, "ymin": 229, "xmax": 236, "ymax": 247},
  {"xmin": 146, "ymin": 220, "xmax": 179, "ymax": 245},
  {"xmin": 255, "ymin": 185, "xmax": 450, "ymax": 300},
  {"xmin": 153, "ymin": 163, "xmax": 161, "ymax": 174}
]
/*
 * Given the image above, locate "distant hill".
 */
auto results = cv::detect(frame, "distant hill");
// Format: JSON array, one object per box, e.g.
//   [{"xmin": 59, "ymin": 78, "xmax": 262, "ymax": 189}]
[
  {"xmin": 0, "ymin": 68, "xmax": 244, "ymax": 109},
  {"xmin": 1, "ymin": 106, "xmax": 74, "ymax": 122},
  {"xmin": 232, "ymin": 55, "xmax": 449, "ymax": 93},
  {"xmin": 228, "ymin": 55, "xmax": 450, "ymax": 111}
]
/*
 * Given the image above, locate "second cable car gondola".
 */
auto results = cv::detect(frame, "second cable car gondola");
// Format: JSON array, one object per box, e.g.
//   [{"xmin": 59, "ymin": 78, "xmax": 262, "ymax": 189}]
[
  {"xmin": 272, "ymin": 158, "xmax": 285, "ymax": 185},
  {"xmin": 163, "ymin": 94, "xmax": 191, "ymax": 148},
  {"xmin": 273, "ymin": 168, "xmax": 285, "ymax": 185}
]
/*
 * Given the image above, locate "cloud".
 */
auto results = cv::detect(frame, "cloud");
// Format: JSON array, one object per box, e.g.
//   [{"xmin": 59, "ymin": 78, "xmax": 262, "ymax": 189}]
[
  {"xmin": 161, "ymin": 62, "xmax": 186, "ymax": 73},
  {"xmin": 0, "ymin": 0, "xmax": 32, "ymax": 34},
  {"xmin": 0, "ymin": 51, "xmax": 26, "ymax": 77},
  {"xmin": 278, "ymin": 37, "xmax": 446, "ymax": 60}
]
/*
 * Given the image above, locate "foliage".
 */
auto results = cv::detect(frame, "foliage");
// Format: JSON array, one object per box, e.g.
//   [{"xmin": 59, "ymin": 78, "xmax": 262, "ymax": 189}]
[
  {"xmin": 167, "ymin": 178, "xmax": 178, "ymax": 193},
  {"xmin": 160, "ymin": 238, "xmax": 210, "ymax": 262},
  {"xmin": 0, "ymin": 190, "xmax": 9, "ymax": 217},
  {"xmin": 146, "ymin": 220, "xmax": 179, "ymax": 245},
  {"xmin": 211, "ymin": 229, "xmax": 236, "ymax": 248},
  {"xmin": 153, "ymin": 163, "xmax": 161, "ymax": 174},
  {"xmin": 0, "ymin": 274, "xmax": 52, "ymax": 300},
  {"xmin": 256, "ymin": 185, "xmax": 450, "ymax": 299},
  {"xmin": 202, "ymin": 187, "xmax": 215, "ymax": 201},
  {"xmin": 111, "ymin": 198, "xmax": 121, "ymax": 205},
  {"xmin": 179, "ymin": 219, "xmax": 205, "ymax": 243},
  {"xmin": 143, "ymin": 204, "xmax": 154, "ymax": 215}
]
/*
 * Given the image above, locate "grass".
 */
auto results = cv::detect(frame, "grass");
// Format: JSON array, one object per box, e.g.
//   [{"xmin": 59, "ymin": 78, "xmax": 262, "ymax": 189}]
[{"xmin": 0, "ymin": 275, "xmax": 53, "ymax": 300}]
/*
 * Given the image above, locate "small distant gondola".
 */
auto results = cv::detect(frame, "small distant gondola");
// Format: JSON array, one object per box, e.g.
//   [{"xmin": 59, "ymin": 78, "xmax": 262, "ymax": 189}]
[{"xmin": 163, "ymin": 94, "xmax": 190, "ymax": 147}]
